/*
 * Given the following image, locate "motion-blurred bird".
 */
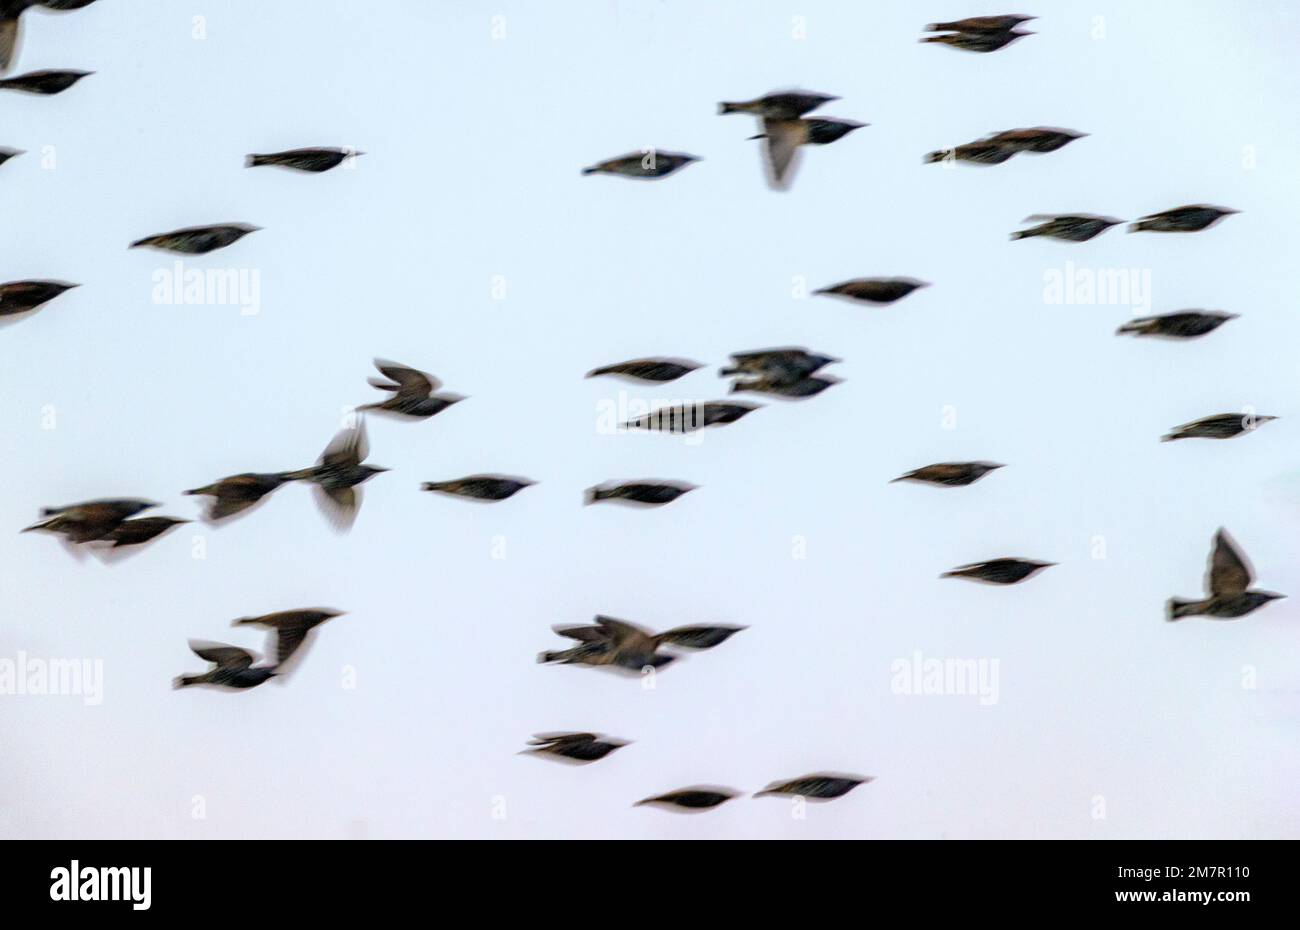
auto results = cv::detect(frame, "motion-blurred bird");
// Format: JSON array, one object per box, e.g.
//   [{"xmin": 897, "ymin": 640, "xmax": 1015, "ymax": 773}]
[
  {"xmin": 0, "ymin": 67, "xmax": 90, "ymax": 93},
  {"xmin": 942, "ymin": 558, "xmax": 1054, "ymax": 585},
  {"xmin": 184, "ymin": 472, "xmax": 293, "ymax": 521},
  {"xmin": 173, "ymin": 641, "xmax": 275, "ymax": 690},
  {"xmin": 1128, "ymin": 205, "xmax": 1238, "ymax": 233},
  {"xmin": 98, "ymin": 516, "xmax": 189, "ymax": 548},
  {"xmin": 751, "ymin": 117, "xmax": 866, "ymax": 189},
  {"xmin": 0, "ymin": 279, "xmax": 77, "ymax": 317},
  {"xmin": 359, "ymin": 359, "xmax": 462, "ymax": 419},
  {"xmin": 22, "ymin": 498, "xmax": 157, "ymax": 543},
  {"xmin": 245, "ymin": 147, "xmax": 361, "ymax": 172},
  {"xmin": 130, "ymin": 222, "xmax": 260, "ymax": 254},
  {"xmin": 1168, "ymin": 529, "xmax": 1284, "ymax": 621},
  {"xmin": 622, "ymin": 401, "xmax": 759, "ymax": 433},
  {"xmin": 721, "ymin": 347, "xmax": 838, "ymax": 381},
  {"xmin": 892, "ymin": 462, "xmax": 1004, "ymax": 487},
  {"xmin": 520, "ymin": 732, "xmax": 629, "ymax": 764},
  {"xmin": 421, "ymin": 475, "xmax": 534, "ymax": 501},
  {"xmin": 1117, "ymin": 311, "xmax": 1237, "ymax": 339},
  {"xmin": 753, "ymin": 773, "xmax": 873, "ymax": 800},
  {"xmin": 581, "ymin": 150, "xmax": 698, "ymax": 179},
  {"xmin": 718, "ymin": 90, "xmax": 837, "ymax": 119},
  {"xmin": 585, "ymin": 357, "xmax": 703, "ymax": 383},
  {"xmin": 921, "ymin": 28, "xmax": 1032, "ymax": 52},
  {"xmin": 283, "ymin": 420, "xmax": 388, "ymax": 531},
  {"xmin": 1161, "ymin": 412, "xmax": 1275, "ymax": 442},
  {"xmin": 0, "ymin": 146, "xmax": 22, "ymax": 166},
  {"xmin": 926, "ymin": 14, "xmax": 1036, "ymax": 33},
  {"xmin": 814, "ymin": 277, "xmax": 929, "ymax": 304},
  {"xmin": 584, "ymin": 480, "xmax": 696, "ymax": 507},
  {"xmin": 987, "ymin": 127, "xmax": 1087, "ymax": 154},
  {"xmin": 635, "ymin": 787, "xmax": 739, "ymax": 811},
  {"xmin": 538, "ymin": 615, "xmax": 742, "ymax": 671},
  {"xmin": 232, "ymin": 608, "xmax": 343, "ymax": 667},
  {"xmin": 1011, "ymin": 214, "xmax": 1122, "ymax": 242},
  {"xmin": 730, "ymin": 374, "xmax": 839, "ymax": 399}
]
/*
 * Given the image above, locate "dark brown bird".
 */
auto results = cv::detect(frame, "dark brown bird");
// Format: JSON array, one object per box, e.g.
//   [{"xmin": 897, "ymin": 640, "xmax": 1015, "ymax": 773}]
[
  {"xmin": 754, "ymin": 773, "xmax": 873, "ymax": 800},
  {"xmin": 730, "ymin": 374, "xmax": 839, "ymax": 399},
  {"xmin": 926, "ymin": 14, "xmax": 1036, "ymax": 33},
  {"xmin": 814, "ymin": 277, "xmax": 929, "ymax": 304},
  {"xmin": 924, "ymin": 140, "xmax": 1017, "ymax": 165},
  {"xmin": 22, "ymin": 498, "xmax": 157, "ymax": 543},
  {"xmin": 245, "ymin": 147, "xmax": 362, "ymax": 172},
  {"xmin": 892, "ymin": 462, "xmax": 1004, "ymax": 487},
  {"xmin": 173, "ymin": 641, "xmax": 275, "ymax": 690},
  {"xmin": 0, "ymin": 146, "xmax": 22, "ymax": 166},
  {"xmin": 721, "ymin": 347, "xmax": 839, "ymax": 381},
  {"xmin": 581, "ymin": 151, "xmax": 698, "ymax": 179},
  {"xmin": 1129, "ymin": 205, "xmax": 1238, "ymax": 233},
  {"xmin": 98, "ymin": 516, "xmax": 189, "ymax": 548},
  {"xmin": 585, "ymin": 357, "xmax": 703, "ymax": 383},
  {"xmin": 751, "ymin": 117, "xmax": 866, "ymax": 189},
  {"xmin": 1117, "ymin": 311, "xmax": 1237, "ymax": 339},
  {"xmin": 718, "ymin": 90, "xmax": 837, "ymax": 119},
  {"xmin": 1161, "ymin": 412, "xmax": 1275, "ymax": 442},
  {"xmin": 0, "ymin": 68, "xmax": 91, "ymax": 93},
  {"xmin": 538, "ymin": 616, "xmax": 743, "ymax": 672},
  {"xmin": 986, "ymin": 126, "xmax": 1087, "ymax": 154},
  {"xmin": 921, "ymin": 28, "xmax": 1032, "ymax": 52},
  {"xmin": 283, "ymin": 420, "xmax": 389, "ymax": 531},
  {"xmin": 232, "ymin": 608, "xmax": 344, "ymax": 669},
  {"xmin": 130, "ymin": 223, "xmax": 260, "ymax": 254},
  {"xmin": 421, "ymin": 475, "xmax": 534, "ymax": 501},
  {"xmin": 622, "ymin": 401, "xmax": 759, "ymax": 433},
  {"xmin": 942, "ymin": 558, "xmax": 1055, "ymax": 585},
  {"xmin": 634, "ymin": 787, "xmax": 740, "ymax": 811},
  {"xmin": 184, "ymin": 472, "xmax": 293, "ymax": 521},
  {"xmin": 520, "ymin": 732, "xmax": 629, "ymax": 765},
  {"xmin": 584, "ymin": 480, "xmax": 696, "ymax": 507},
  {"xmin": 0, "ymin": 279, "xmax": 77, "ymax": 317},
  {"xmin": 359, "ymin": 359, "xmax": 463, "ymax": 419},
  {"xmin": 1011, "ymin": 214, "xmax": 1123, "ymax": 242},
  {"xmin": 1168, "ymin": 529, "xmax": 1284, "ymax": 622}
]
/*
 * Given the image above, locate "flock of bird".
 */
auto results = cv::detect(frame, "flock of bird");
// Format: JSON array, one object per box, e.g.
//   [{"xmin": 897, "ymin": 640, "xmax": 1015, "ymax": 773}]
[{"xmin": 4, "ymin": 7, "xmax": 1286, "ymax": 815}]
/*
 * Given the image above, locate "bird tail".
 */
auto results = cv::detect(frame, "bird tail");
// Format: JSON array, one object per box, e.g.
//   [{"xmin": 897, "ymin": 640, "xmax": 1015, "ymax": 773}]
[
  {"xmin": 421, "ymin": 482, "xmax": 445, "ymax": 493},
  {"xmin": 583, "ymin": 486, "xmax": 605, "ymax": 506},
  {"xmin": 1166, "ymin": 599, "xmax": 1197, "ymax": 621},
  {"xmin": 919, "ymin": 35, "xmax": 945, "ymax": 43},
  {"xmin": 183, "ymin": 484, "xmax": 213, "ymax": 496},
  {"xmin": 719, "ymin": 366, "xmax": 740, "ymax": 376},
  {"xmin": 718, "ymin": 102, "xmax": 741, "ymax": 114},
  {"xmin": 1009, "ymin": 229, "xmax": 1034, "ymax": 241},
  {"xmin": 580, "ymin": 166, "xmax": 598, "ymax": 176},
  {"xmin": 537, "ymin": 651, "xmax": 557, "ymax": 664},
  {"xmin": 1127, "ymin": 222, "xmax": 1145, "ymax": 233},
  {"xmin": 1116, "ymin": 318, "xmax": 1154, "ymax": 336},
  {"xmin": 245, "ymin": 154, "xmax": 267, "ymax": 168},
  {"xmin": 1159, "ymin": 432, "xmax": 1180, "ymax": 443},
  {"xmin": 923, "ymin": 150, "xmax": 949, "ymax": 164},
  {"xmin": 173, "ymin": 675, "xmax": 201, "ymax": 689}
]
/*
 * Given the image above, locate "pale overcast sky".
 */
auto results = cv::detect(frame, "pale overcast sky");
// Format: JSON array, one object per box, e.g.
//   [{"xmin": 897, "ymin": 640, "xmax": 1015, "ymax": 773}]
[{"xmin": 2, "ymin": 1, "xmax": 1299, "ymax": 839}]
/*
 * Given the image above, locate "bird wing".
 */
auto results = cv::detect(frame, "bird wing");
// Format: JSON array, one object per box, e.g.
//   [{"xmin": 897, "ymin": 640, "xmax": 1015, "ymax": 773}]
[
  {"xmin": 207, "ymin": 497, "xmax": 260, "ymax": 521},
  {"xmin": 0, "ymin": 13, "xmax": 19, "ymax": 74},
  {"xmin": 373, "ymin": 358, "xmax": 438, "ymax": 396},
  {"xmin": 311, "ymin": 484, "xmax": 358, "ymax": 532},
  {"xmin": 552, "ymin": 624, "xmax": 606, "ymax": 643},
  {"xmin": 656, "ymin": 625, "xmax": 743, "ymax": 649},
  {"xmin": 593, "ymin": 615, "xmax": 652, "ymax": 644},
  {"xmin": 320, "ymin": 421, "xmax": 367, "ymax": 467},
  {"xmin": 1207, "ymin": 529, "xmax": 1253, "ymax": 596},
  {"xmin": 189, "ymin": 641, "xmax": 256, "ymax": 670},
  {"xmin": 529, "ymin": 732, "xmax": 597, "ymax": 745},
  {"xmin": 271, "ymin": 623, "xmax": 312, "ymax": 665},
  {"xmin": 761, "ymin": 119, "xmax": 804, "ymax": 189}
]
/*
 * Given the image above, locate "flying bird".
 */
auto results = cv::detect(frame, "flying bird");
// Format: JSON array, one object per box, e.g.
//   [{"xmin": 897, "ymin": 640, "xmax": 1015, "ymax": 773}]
[
  {"xmin": 1168, "ymin": 529, "xmax": 1284, "ymax": 621},
  {"xmin": 892, "ymin": 462, "xmax": 1004, "ymax": 487},
  {"xmin": 283, "ymin": 420, "xmax": 388, "ymax": 531},
  {"xmin": 721, "ymin": 348, "xmax": 838, "ymax": 381},
  {"xmin": 942, "ymin": 558, "xmax": 1055, "ymax": 585},
  {"xmin": 814, "ymin": 277, "xmax": 929, "ymax": 304},
  {"xmin": 584, "ymin": 480, "xmax": 696, "ymax": 507},
  {"xmin": 1117, "ymin": 311, "xmax": 1237, "ymax": 339},
  {"xmin": 0, "ymin": 279, "xmax": 77, "ymax": 318},
  {"xmin": 520, "ymin": 732, "xmax": 629, "ymax": 764},
  {"xmin": 751, "ymin": 117, "xmax": 866, "ymax": 189},
  {"xmin": 184, "ymin": 472, "xmax": 294, "ymax": 521},
  {"xmin": 585, "ymin": 357, "xmax": 703, "ymax": 383},
  {"xmin": 1161, "ymin": 412, "xmax": 1275, "ymax": 442},
  {"xmin": 581, "ymin": 151, "xmax": 698, "ymax": 179},
  {"xmin": 173, "ymin": 641, "xmax": 275, "ymax": 690},
  {"xmin": 1128, "ymin": 205, "xmax": 1238, "ymax": 233},
  {"xmin": 753, "ymin": 773, "xmax": 873, "ymax": 800},
  {"xmin": 129, "ymin": 223, "xmax": 260, "ymax": 254},
  {"xmin": 634, "ymin": 787, "xmax": 740, "ymax": 811},
  {"xmin": 97, "ymin": 516, "xmax": 189, "ymax": 548},
  {"xmin": 622, "ymin": 401, "xmax": 759, "ymax": 433},
  {"xmin": 1011, "ymin": 214, "xmax": 1123, "ymax": 242},
  {"xmin": 22, "ymin": 498, "xmax": 157, "ymax": 543},
  {"xmin": 730, "ymin": 374, "xmax": 839, "ymax": 399},
  {"xmin": 718, "ymin": 90, "xmax": 837, "ymax": 119},
  {"xmin": 0, "ymin": 68, "xmax": 91, "ymax": 94},
  {"xmin": 538, "ymin": 615, "xmax": 742, "ymax": 672},
  {"xmin": 921, "ymin": 28, "xmax": 1033, "ymax": 52},
  {"xmin": 421, "ymin": 475, "xmax": 534, "ymax": 501},
  {"xmin": 926, "ymin": 14, "xmax": 1036, "ymax": 33},
  {"xmin": 359, "ymin": 359, "xmax": 462, "ymax": 419},
  {"xmin": 245, "ymin": 147, "xmax": 362, "ymax": 172},
  {"xmin": 232, "ymin": 608, "xmax": 343, "ymax": 668},
  {"xmin": 986, "ymin": 127, "xmax": 1087, "ymax": 154}
]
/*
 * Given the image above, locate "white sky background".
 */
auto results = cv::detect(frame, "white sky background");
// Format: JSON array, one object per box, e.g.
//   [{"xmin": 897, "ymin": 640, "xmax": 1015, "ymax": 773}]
[{"xmin": 2, "ymin": 0, "xmax": 1299, "ymax": 839}]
